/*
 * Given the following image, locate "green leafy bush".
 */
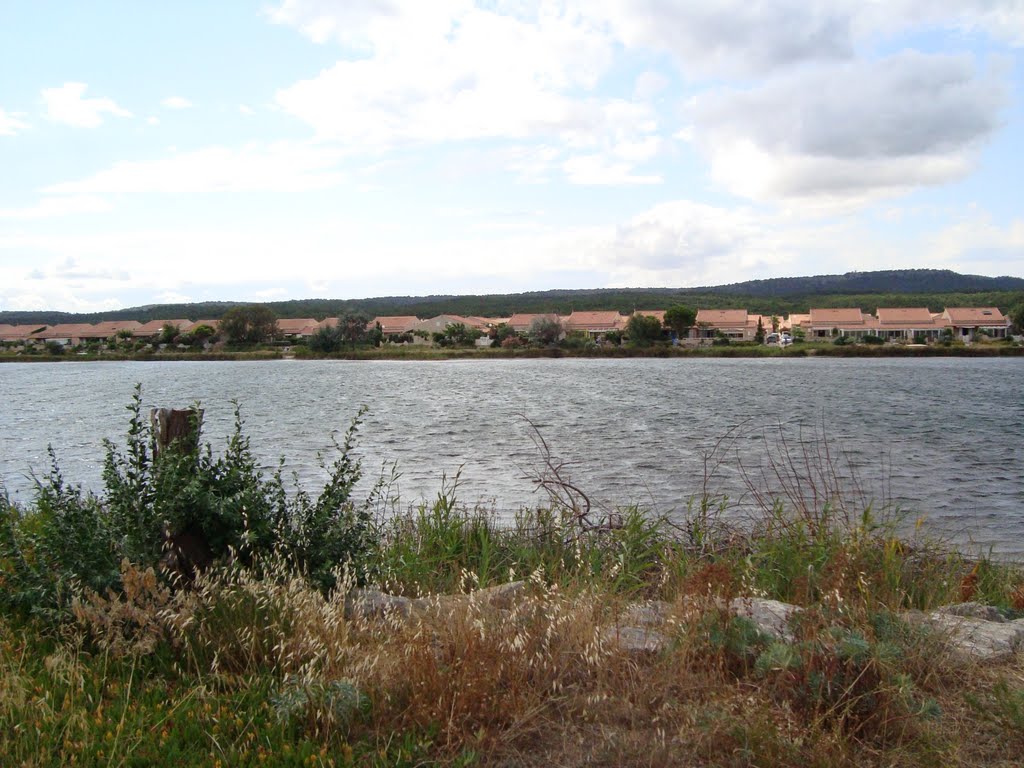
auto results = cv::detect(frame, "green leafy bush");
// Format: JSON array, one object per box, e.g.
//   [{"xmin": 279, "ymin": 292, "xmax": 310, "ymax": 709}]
[{"xmin": 0, "ymin": 386, "xmax": 379, "ymax": 620}]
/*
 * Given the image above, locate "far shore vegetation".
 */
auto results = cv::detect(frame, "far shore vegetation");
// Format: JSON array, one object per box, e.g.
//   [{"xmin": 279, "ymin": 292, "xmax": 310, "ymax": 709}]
[
  {"xmin": 3, "ymin": 389, "xmax": 1024, "ymax": 765},
  {"xmin": 2, "ymin": 293, "xmax": 1023, "ymax": 362}
]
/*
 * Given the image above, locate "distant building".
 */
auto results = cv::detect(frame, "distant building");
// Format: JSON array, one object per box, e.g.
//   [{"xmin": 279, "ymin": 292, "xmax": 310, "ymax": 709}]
[
  {"xmin": 563, "ymin": 311, "xmax": 628, "ymax": 337},
  {"xmin": 874, "ymin": 308, "xmax": 946, "ymax": 342},
  {"xmin": 804, "ymin": 308, "xmax": 870, "ymax": 340},
  {"xmin": 691, "ymin": 309, "xmax": 761, "ymax": 341},
  {"xmin": 275, "ymin": 318, "xmax": 319, "ymax": 338},
  {"xmin": 942, "ymin": 307, "xmax": 1011, "ymax": 340}
]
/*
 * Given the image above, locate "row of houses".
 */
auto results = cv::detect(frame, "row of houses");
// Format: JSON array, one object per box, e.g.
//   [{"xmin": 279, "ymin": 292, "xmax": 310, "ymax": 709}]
[
  {"xmin": 0, "ymin": 319, "xmax": 221, "ymax": 346},
  {"xmin": 0, "ymin": 306, "xmax": 1012, "ymax": 347},
  {"xmin": 791, "ymin": 307, "xmax": 1012, "ymax": 342}
]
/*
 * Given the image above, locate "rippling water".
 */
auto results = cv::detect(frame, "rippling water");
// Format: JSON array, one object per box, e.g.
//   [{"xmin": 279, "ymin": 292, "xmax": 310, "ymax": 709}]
[{"xmin": 1, "ymin": 358, "xmax": 1022, "ymax": 555}]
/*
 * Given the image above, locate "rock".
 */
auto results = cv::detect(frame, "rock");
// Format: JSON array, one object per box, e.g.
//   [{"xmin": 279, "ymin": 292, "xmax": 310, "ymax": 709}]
[
  {"xmin": 730, "ymin": 597, "xmax": 801, "ymax": 642},
  {"xmin": 604, "ymin": 624, "xmax": 669, "ymax": 654},
  {"xmin": 346, "ymin": 581, "xmax": 527, "ymax": 622},
  {"xmin": 621, "ymin": 600, "xmax": 673, "ymax": 628},
  {"xmin": 934, "ymin": 602, "xmax": 1006, "ymax": 623},
  {"xmin": 922, "ymin": 612, "xmax": 1024, "ymax": 662},
  {"xmin": 472, "ymin": 581, "xmax": 526, "ymax": 609},
  {"xmin": 345, "ymin": 588, "xmax": 414, "ymax": 620}
]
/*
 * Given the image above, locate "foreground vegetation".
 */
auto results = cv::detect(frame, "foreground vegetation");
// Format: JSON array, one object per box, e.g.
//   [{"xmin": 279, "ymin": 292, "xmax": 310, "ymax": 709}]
[{"xmin": 3, "ymin": 393, "xmax": 1024, "ymax": 766}]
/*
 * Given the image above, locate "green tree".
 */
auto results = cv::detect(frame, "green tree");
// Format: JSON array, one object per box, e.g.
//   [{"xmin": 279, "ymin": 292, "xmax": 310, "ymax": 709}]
[
  {"xmin": 528, "ymin": 316, "xmax": 564, "ymax": 346},
  {"xmin": 625, "ymin": 313, "xmax": 663, "ymax": 346},
  {"xmin": 160, "ymin": 322, "xmax": 180, "ymax": 344},
  {"xmin": 219, "ymin": 305, "xmax": 279, "ymax": 344},
  {"xmin": 190, "ymin": 324, "xmax": 216, "ymax": 342},
  {"xmin": 441, "ymin": 322, "xmax": 481, "ymax": 346},
  {"xmin": 663, "ymin": 305, "xmax": 697, "ymax": 340},
  {"xmin": 1010, "ymin": 299, "xmax": 1024, "ymax": 333},
  {"xmin": 754, "ymin": 317, "xmax": 765, "ymax": 344},
  {"xmin": 309, "ymin": 324, "xmax": 344, "ymax": 354},
  {"xmin": 489, "ymin": 322, "xmax": 518, "ymax": 347},
  {"xmin": 336, "ymin": 313, "xmax": 371, "ymax": 349}
]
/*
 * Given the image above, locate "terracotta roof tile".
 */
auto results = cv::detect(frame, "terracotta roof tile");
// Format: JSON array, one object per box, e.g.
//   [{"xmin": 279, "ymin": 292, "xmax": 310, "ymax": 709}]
[
  {"xmin": 564, "ymin": 311, "xmax": 628, "ymax": 331},
  {"xmin": 943, "ymin": 307, "xmax": 1008, "ymax": 325},
  {"xmin": 808, "ymin": 308, "xmax": 865, "ymax": 326},
  {"xmin": 695, "ymin": 309, "xmax": 748, "ymax": 327}
]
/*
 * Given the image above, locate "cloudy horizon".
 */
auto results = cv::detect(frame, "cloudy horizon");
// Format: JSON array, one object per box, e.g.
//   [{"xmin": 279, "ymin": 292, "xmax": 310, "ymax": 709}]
[{"xmin": 2, "ymin": 1, "xmax": 1023, "ymax": 312}]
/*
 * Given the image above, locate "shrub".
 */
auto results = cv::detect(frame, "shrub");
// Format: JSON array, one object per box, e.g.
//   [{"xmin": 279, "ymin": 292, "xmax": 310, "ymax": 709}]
[{"xmin": 0, "ymin": 386, "xmax": 381, "ymax": 621}]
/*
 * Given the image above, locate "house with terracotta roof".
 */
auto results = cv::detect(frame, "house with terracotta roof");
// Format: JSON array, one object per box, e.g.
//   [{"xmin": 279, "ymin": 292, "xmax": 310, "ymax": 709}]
[
  {"xmin": 874, "ymin": 308, "xmax": 947, "ymax": 342},
  {"xmin": 785, "ymin": 314, "xmax": 810, "ymax": 335},
  {"xmin": 0, "ymin": 324, "xmax": 46, "ymax": 343},
  {"xmin": 564, "ymin": 310, "xmax": 629, "ymax": 337},
  {"xmin": 275, "ymin": 318, "xmax": 320, "ymax": 338},
  {"xmin": 75, "ymin": 320, "xmax": 142, "ymax": 341},
  {"xmin": 804, "ymin": 308, "xmax": 875, "ymax": 340},
  {"xmin": 30, "ymin": 323, "xmax": 98, "ymax": 346},
  {"xmin": 507, "ymin": 313, "xmax": 560, "ymax": 333},
  {"xmin": 405, "ymin": 315, "xmax": 475, "ymax": 344},
  {"xmin": 368, "ymin": 316, "xmax": 420, "ymax": 336},
  {"xmin": 462, "ymin": 316, "xmax": 507, "ymax": 332},
  {"xmin": 634, "ymin": 310, "xmax": 665, "ymax": 324},
  {"xmin": 133, "ymin": 319, "xmax": 194, "ymax": 338},
  {"xmin": 691, "ymin": 309, "xmax": 753, "ymax": 341},
  {"xmin": 942, "ymin": 307, "xmax": 1011, "ymax": 340}
]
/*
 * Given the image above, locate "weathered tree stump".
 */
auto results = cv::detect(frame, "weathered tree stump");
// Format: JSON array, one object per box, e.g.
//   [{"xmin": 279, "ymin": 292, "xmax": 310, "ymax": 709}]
[
  {"xmin": 150, "ymin": 407, "xmax": 203, "ymax": 457},
  {"xmin": 150, "ymin": 406, "xmax": 211, "ymax": 582}
]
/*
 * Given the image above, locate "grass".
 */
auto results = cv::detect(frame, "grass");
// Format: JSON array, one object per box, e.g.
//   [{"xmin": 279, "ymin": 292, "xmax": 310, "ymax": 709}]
[
  {"xmin": 4, "ymin": 403, "xmax": 1024, "ymax": 765},
  {"xmin": 4, "ymin": 496, "xmax": 1024, "ymax": 766}
]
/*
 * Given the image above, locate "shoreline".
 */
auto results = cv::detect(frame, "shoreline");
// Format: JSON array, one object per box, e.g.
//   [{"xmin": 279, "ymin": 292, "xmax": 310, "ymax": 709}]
[{"xmin": 2, "ymin": 343, "xmax": 1022, "ymax": 363}]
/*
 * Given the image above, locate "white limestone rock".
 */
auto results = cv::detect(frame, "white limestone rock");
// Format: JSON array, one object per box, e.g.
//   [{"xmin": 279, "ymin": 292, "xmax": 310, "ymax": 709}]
[
  {"xmin": 730, "ymin": 597, "xmax": 801, "ymax": 642},
  {"xmin": 922, "ymin": 612, "xmax": 1024, "ymax": 662}
]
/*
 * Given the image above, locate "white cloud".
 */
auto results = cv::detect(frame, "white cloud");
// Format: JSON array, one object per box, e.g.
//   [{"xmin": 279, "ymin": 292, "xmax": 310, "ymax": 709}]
[
  {"xmin": 853, "ymin": 1, "xmax": 1024, "ymax": 48},
  {"xmin": 271, "ymin": 2, "xmax": 677, "ymax": 185},
  {"xmin": 633, "ymin": 70, "xmax": 668, "ymax": 101},
  {"xmin": 41, "ymin": 82, "xmax": 132, "ymax": 128},
  {"xmin": 562, "ymin": 154, "xmax": 661, "ymax": 185},
  {"xmin": 926, "ymin": 211, "xmax": 1024, "ymax": 275},
  {"xmin": 0, "ymin": 108, "xmax": 30, "ymax": 136},
  {"xmin": 2, "ymin": 198, "xmax": 1021, "ymax": 311},
  {"xmin": 596, "ymin": 0, "xmax": 854, "ymax": 76},
  {"xmin": 689, "ymin": 52, "xmax": 1005, "ymax": 207},
  {"xmin": 161, "ymin": 96, "xmax": 193, "ymax": 109},
  {"xmin": 239, "ymin": 104, "xmax": 255, "ymax": 116},
  {"xmin": 44, "ymin": 141, "xmax": 347, "ymax": 196},
  {"xmin": 0, "ymin": 195, "xmax": 112, "ymax": 219},
  {"xmin": 275, "ymin": 4, "xmax": 613, "ymax": 147}
]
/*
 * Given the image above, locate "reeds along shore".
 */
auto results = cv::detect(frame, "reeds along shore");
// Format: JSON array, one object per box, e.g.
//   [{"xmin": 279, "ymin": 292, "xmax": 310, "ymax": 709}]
[{"xmin": 2, "ymin": 394, "xmax": 1024, "ymax": 766}]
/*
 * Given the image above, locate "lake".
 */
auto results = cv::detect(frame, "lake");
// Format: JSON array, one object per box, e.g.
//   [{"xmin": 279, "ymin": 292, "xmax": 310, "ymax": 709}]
[{"xmin": 1, "ymin": 358, "xmax": 1022, "ymax": 555}]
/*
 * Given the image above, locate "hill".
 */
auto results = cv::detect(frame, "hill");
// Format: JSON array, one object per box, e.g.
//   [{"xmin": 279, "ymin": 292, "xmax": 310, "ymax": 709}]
[{"xmin": 2, "ymin": 269, "xmax": 1022, "ymax": 325}]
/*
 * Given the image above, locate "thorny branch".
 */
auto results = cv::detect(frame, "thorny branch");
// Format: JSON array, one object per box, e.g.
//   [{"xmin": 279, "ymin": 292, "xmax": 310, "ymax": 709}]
[{"xmin": 517, "ymin": 414, "xmax": 622, "ymax": 536}]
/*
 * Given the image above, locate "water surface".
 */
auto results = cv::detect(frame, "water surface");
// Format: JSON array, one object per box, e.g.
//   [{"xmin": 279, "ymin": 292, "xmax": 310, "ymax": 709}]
[{"xmin": 1, "ymin": 358, "xmax": 1021, "ymax": 555}]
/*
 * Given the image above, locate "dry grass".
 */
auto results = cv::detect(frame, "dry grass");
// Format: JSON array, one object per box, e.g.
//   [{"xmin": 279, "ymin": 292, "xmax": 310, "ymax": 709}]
[{"xmin": 50, "ymin": 548, "xmax": 1024, "ymax": 767}]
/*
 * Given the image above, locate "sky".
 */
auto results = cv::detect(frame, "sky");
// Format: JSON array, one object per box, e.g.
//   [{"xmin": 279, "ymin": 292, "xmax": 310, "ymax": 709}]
[{"xmin": 1, "ymin": 1, "xmax": 1023, "ymax": 312}]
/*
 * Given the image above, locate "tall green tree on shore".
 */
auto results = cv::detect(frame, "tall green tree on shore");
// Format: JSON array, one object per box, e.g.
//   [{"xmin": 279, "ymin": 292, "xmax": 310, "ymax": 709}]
[
  {"xmin": 219, "ymin": 305, "xmax": 279, "ymax": 344},
  {"xmin": 625, "ymin": 313, "xmax": 664, "ymax": 345},
  {"xmin": 337, "ymin": 312, "xmax": 372, "ymax": 349},
  {"xmin": 663, "ymin": 304, "xmax": 697, "ymax": 341},
  {"xmin": 528, "ymin": 316, "xmax": 564, "ymax": 346},
  {"xmin": 1010, "ymin": 298, "xmax": 1024, "ymax": 333}
]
